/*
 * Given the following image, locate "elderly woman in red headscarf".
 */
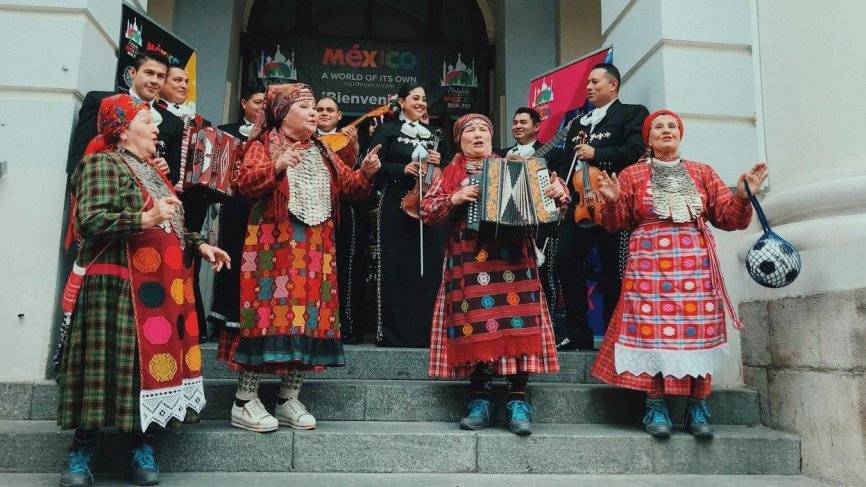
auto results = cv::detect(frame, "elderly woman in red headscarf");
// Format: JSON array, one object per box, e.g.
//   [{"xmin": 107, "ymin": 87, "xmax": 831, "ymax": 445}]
[
  {"xmin": 591, "ymin": 109, "xmax": 768, "ymax": 439},
  {"xmin": 57, "ymin": 94, "xmax": 230, "ymax": 487},
  {"xmin": 420, "ymin": 114, "xmax": 569, "ymax": 436},
  {"xmin": 217, "ymin": 83, "xmax": 381, "ymax": 434}
]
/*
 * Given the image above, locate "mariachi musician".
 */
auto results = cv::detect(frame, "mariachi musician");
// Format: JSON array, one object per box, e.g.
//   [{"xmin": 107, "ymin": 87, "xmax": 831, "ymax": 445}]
[
  {"xmin": 367, "ymin": 84, "xmax": 446, "ymax": 347},
  {"xmin": 499, "ymin": 107, "xmax": 544, "ymax": 157},
  {"xmin": 315, "ymin": 96, "xmax": 370, "ymax": 343},
  {"xmin": 548, "ymin": 63, "xmax": 649, "ymax": 350},
  {"xmin": 209, "ymin": 83, "xmax": 266, "ymax": 336},
  {"xmin": 66, "ymin": 51, "xmax": 184, "ymax": 182}
]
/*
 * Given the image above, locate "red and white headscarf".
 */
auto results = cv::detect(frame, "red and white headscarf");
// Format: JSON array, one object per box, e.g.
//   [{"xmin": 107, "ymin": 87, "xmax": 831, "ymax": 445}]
[{"xmin": 84, "ymin": 94, "xmax": 151, "ymax": 156}]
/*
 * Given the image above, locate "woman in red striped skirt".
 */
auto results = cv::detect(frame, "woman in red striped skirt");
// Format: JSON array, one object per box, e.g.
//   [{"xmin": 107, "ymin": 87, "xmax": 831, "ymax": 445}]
[{"xmin": 420, "ymin": 114, "xmax": 569, "ymax": 435}]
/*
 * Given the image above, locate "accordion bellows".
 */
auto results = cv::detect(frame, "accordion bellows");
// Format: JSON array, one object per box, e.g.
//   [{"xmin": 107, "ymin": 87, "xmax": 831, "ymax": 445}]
[
  {"xmin": 467, "ymin": 155, "xmax": 559, "ymax": 234},
  {"xmin": 181, "ymin": 126, "xmax": 244, "ymax": 197}
]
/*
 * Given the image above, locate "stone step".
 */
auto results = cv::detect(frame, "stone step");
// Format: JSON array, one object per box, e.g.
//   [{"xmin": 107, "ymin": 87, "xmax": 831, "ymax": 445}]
[
  {"xmin": 201, "ymin": 343, "xmax": 598, "ymax": 383},
  {"xmin": 0, "ymin": 420, "xmax": 800, "ymax": 475},
  {"xmin": 0, "ymin": 472, "xmax": 831, "ymax": 487},
  {"xmin": 13, "ymin": 380, "xmax": 759, "ymax": 425}
]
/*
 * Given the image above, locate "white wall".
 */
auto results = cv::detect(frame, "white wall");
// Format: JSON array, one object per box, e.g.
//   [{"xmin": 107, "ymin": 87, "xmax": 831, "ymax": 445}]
[{"xmin": 0, "ymin": 1, "xmax": 138, "ymax": 380}]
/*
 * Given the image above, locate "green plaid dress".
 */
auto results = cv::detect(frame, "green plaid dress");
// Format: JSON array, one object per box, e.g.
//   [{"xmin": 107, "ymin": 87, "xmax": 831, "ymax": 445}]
[{"xmin": 58, "ymin": 152, "xmax": 203, "ymax": 432}]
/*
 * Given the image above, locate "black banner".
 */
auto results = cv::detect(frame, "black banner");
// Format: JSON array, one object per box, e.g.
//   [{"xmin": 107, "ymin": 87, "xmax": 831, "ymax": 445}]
[
  {"xmin": 242, "ymin": 36, "xmax": 489, "ymax": 119},
  {"xmin": 116, "ymin": 5, "xmax": 195, "ymax": 102}
]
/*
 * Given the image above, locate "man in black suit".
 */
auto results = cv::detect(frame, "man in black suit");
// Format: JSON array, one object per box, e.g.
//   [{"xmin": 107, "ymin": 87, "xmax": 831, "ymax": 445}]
[
  {"xmin": 208, "ymin": 84, "xmax": 266, "ymax": 335},
  {"xmin": 218, "ymin": 84, "xmax": 265, "ymax": 141},
  {"xmin": 499, "ymin": 107, "xmax": 544, "ymax": 157},
  {"xmin": 66, "ymin": 51, "xmax": 185, "ymax": 184},
  {"xmin": 548, "ymin": 63, "xmax": 649, "ymax": 350}
]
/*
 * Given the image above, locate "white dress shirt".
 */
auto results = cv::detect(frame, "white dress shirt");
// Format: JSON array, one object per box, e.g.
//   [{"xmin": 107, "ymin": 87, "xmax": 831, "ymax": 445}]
[
  {"xmin": 580, "ymin": 98, "xmax": 617, "ymax": 133},
  {"xmin": 507, "ymin": 139, "xmax": 538, "ymax": 157},
  {"xmin": 239, "ymin": 118, "xmax": 254, "ymax": 138},
  {"xmin": 129, "ymin": 88, "xmax": 163, "ymax": 126}
]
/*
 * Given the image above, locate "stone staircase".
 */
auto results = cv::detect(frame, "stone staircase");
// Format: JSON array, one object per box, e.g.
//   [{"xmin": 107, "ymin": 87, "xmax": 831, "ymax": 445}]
[{"xmin": 0, "ymin": 345, "xmax": 802, "ymax": 477}]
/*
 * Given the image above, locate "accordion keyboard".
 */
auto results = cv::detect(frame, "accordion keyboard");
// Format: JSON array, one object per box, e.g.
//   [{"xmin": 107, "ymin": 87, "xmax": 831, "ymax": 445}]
[
  {"xmin": 536, "ymin": 167, "xmax": 558, "ymax": 215},
  {"xmin": 466, "ymin": 172, "xmax": 482, "ymax": 228}
]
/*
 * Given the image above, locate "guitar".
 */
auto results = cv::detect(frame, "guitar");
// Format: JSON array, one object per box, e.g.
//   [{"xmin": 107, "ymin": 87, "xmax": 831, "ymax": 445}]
[
  {"xmin": 319, "ymin": 99, "xmax": 401, "ymax": 155},
  {"xmin": 534, "ymin": 115, "xmax": 580, "ymax": 159}
]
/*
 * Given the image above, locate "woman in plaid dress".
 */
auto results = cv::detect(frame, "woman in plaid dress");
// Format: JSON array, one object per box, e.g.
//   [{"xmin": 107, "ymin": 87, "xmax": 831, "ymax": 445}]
[
  {"xmin": 58, "ymin": 94, "xmax": 229, "ymax": 486},
  {"xmin": 420, "ymin": 114, "xmax": 569, "ymax": 435},
  {"xmin": 591, "ymin": 109, "xmax": 768, "ymax": 439}
]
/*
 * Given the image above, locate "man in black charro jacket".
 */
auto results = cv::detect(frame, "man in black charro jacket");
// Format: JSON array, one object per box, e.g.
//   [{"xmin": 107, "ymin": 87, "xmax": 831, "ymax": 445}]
[
  {"xmin": 66, "ymin": 51, "xmax": 184, "ymax": 185},
  {"xmin": 548, "ymin": 63, "xmax": 649, "ymax": 350}
]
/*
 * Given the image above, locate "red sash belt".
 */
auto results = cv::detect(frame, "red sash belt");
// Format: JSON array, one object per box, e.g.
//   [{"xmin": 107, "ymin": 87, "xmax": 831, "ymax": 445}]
[{"xmin": 88, "ymin": 263, "xmax": 130, "ymax": 279}]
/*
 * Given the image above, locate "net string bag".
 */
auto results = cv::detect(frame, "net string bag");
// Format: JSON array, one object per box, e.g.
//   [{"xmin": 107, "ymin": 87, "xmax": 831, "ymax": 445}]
[{"xmin": 743, "ymin": 181, "xmax": 802, "ymax": 288}]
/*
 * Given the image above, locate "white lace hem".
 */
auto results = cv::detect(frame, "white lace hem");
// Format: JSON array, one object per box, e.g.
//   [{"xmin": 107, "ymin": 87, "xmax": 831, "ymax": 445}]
[
  {"xmin": 139, "ymin": 377, "xmax": 206, "ymax": 432},
  {"xmin": 613, "ymin": 343, "xmax": 731, "ymax": 379}
]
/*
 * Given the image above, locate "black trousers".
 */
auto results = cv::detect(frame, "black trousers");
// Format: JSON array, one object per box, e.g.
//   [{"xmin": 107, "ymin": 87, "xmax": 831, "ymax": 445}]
[{"xmin": 556, "ymin": 222, "xmax": 621, "ymax": 347}]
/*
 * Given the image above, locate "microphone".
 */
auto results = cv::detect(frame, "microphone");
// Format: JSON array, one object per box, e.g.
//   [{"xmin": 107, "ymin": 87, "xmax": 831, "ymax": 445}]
[{"xmin": 155, "ymin": 140, "xmax": 166, "ymax": 159}]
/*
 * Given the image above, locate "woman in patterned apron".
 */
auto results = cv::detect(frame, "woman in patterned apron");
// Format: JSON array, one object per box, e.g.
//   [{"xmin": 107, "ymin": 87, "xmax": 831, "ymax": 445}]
[
  {"xmin": 591, "ymin": 109, "xmax": 768, "ymax": 439},
  {"xmin": 217, "ymin": 83, "xmax": 381, "ymax": 433},
  {"xmin": 421, "ymin": 114, "xmax": 569, "ymax": 435},
  {"xmin": 58, "ymin": 94, "xmax": 230, "ymax": 487}
]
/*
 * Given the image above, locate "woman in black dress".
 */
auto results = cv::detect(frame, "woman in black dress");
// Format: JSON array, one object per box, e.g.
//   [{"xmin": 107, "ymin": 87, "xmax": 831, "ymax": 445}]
[{"xmin": 368, "ymin": 84, "xmax": 445, "ymax": 347}]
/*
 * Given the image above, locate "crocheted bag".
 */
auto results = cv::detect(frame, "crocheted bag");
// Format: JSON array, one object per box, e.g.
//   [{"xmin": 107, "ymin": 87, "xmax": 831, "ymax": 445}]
[{"xmin": 743, "ymin": 181, "xmax": 801, "ymax": 288}]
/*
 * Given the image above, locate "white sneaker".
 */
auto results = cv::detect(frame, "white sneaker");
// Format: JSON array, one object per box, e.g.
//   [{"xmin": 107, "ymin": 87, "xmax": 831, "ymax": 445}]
[
  {"xmin": 231, "ymin": 398, "xmax": 279, "ymax": 433},
  {"xmin": 274, "ymin": 398, "xmax": 316, "ymax": 430}
]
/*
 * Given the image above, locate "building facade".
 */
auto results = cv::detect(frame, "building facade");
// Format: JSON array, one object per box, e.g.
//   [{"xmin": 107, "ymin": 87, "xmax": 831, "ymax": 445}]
[{"xmin": 0, "ymin": 0, "xmax": 864, "ymax": 483}]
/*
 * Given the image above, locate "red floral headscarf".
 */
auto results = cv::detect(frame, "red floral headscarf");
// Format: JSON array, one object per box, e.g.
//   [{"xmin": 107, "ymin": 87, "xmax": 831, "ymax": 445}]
[
  {"xmin": 247, "ymin": 83, "xmax": 316, "ymax": 143},
  {"xmin": 452, "ymin": 113, "xmax": 494, "ymax": 146},
  {"xmin": 66, "ymin": 94, "xmax": 151, "ymax": 249},
  {"xmin": 642, "ymin": 109, "xmax": 684, "ymax": 143},
  {"xmin": 83, "ymin": 94, "xmax": 150, "ymax": 155}
]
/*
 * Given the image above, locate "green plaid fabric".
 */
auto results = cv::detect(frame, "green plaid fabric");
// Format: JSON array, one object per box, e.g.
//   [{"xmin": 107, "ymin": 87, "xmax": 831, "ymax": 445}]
[{"xmin": 58, "ymin": 152, "xmax": 203, "ymax": 432}]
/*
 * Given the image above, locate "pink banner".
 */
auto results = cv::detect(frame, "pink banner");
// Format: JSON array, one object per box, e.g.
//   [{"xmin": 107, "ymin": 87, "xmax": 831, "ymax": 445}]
[{"xmin": 528, "ymin": 48, "xmax": 612, "ymax": 142}]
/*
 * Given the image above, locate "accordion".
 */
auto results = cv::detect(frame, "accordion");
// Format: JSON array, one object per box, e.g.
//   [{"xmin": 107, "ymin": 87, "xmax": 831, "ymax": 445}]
[
  {"xmin": 466, "ymin": 155, "xmax": 559, "ymax": 234},
  {"xmin": 179, "ymin": 125, "xmax": 244, "ymax": 197}
]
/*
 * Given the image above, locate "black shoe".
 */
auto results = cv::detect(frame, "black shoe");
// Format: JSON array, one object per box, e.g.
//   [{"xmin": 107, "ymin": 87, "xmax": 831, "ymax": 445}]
[
  {"xmin": 459, "ymin": 398, "xmax": 492, "ymax": 431},
  {"xmin": 556, "ymin": 337, "xmax": 580, "ymax": 351},
  {"xmin": 59, "ymin": 446, "xmax": 95, "ymax": 487},
  {"xmin": 685, "ymin": 399, "xmax": 715, "ymax": 439},
  {"xmin": 506, "ymin": 400, "xmax": 533, "ymax": 436},
  {"xmin": 128, "ymin": 443, "xmax": 160, "ymax": 486},
  {"xmin": 643, "ymin": 398, "xmax": 673, "ymax": 439}
]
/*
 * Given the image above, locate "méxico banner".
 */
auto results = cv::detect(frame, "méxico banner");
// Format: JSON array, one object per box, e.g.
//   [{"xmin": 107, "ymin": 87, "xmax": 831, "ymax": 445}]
[
  {"xmin": 528, "ymin": 47, "xmax": 612, "ymax": 143},
  {"xmin": 116, "ymin": 5, "xmax": 197, "ymax": 112},
  {"xmin": 242, "ymin": 36, "xmax": 489, "ymax": 118}
]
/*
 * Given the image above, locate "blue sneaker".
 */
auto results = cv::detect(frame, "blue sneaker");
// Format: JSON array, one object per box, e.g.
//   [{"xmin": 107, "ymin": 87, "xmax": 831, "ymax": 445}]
[
  {"xmin": 128, "ymin": 443, "xmax": 160, "ymax": 486},
  {"xmin": 643, "ymin": 398, "xmax": 672, "ymax": 438},
  {"xmin": 59, "ymin": 446, "xmax": 94, "ymax": 487},
  {"xmin": 459, "ymin": 398, "xmax": 492, "ymax": 430},
  {"xmin": 506, "ymin": 400, "xmax": 533, "ymax": 436},
  {"xmin": 685, "ymin": 399, "xmax": 714, "ymax": 439}
]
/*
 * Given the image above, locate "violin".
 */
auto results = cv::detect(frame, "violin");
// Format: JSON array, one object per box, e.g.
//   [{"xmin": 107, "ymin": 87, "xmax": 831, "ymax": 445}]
[
  {"xmin": 401, "ymin": 129, "xmax": 443, "ymax": 219},
  {"xmin": 319, "ymin": 100, "xmax": 399, "ymax": 159},
  {"xmin": 571, "ymin": 130, "xmax": 605, "ymax": 227}
]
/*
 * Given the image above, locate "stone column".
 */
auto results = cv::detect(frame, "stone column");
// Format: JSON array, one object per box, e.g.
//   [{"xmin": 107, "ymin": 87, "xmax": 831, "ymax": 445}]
[
  {"xmin": 0, "ymin": 0, "xmax": 146, "ymax": 381},
  {"xmin": 738, "ymin": 0, "xmax": 866, "ymax": 484}
]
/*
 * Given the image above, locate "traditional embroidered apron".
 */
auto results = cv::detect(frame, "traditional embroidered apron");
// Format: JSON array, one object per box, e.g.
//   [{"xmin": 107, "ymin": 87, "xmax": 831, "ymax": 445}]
[{"xmin": 126, "ymin": 171, "xmax": 205, "ymax": 431}]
